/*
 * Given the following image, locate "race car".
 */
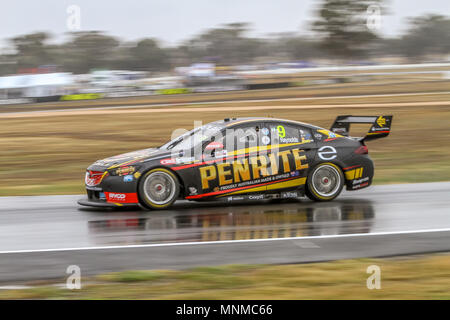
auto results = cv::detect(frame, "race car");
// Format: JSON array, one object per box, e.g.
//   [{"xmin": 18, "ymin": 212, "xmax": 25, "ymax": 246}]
[{"xmin": 78, "ymin": 115, "xmax": 392, "ymax": 210}]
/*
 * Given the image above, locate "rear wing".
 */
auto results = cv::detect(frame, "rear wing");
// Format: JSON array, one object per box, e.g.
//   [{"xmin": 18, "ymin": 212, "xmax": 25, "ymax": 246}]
[{"xmin": 330, "ymin": 115, "xmax": 393, "ymax": 141}]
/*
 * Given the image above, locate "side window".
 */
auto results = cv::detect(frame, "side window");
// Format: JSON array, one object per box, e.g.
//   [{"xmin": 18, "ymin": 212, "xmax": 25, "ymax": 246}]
[
  {"xmin": 214, "ymin": 124, "xmax": 262, "ymax": 152},
  {"xmin": 265, "ymin": 123, "xmax": 298, "ymax": 145},
  {"xmin": 299, "ymin": 127, "xmax": 314, "ymax": 143},
  {"xmin": 263, "ymin": 123, "xmax": 313, "ymax": 145}
]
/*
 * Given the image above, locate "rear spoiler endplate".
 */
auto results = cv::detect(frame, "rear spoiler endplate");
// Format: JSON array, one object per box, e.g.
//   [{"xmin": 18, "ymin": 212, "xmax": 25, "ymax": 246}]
[{"xmin": 330, "ymin": 115, "xmax": 393, "ymax": 142}]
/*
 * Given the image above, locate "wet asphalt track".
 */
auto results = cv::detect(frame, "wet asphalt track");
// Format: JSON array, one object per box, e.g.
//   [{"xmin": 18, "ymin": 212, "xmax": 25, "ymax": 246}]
[{"xmin": 0, "ymin": 182, "xmax": 449, "ymax": 283}]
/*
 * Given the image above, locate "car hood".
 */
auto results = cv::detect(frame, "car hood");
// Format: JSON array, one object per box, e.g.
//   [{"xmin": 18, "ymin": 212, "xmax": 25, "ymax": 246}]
[{"xmin": 89, "ymin": 147, "xmax": 171, "ymax": 169}]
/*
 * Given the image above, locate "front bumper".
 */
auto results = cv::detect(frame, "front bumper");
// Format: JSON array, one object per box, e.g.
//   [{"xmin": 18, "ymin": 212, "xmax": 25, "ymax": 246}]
[{"xmin": 78, "ymin": 187, "xmax": 140, "ymax": 208}]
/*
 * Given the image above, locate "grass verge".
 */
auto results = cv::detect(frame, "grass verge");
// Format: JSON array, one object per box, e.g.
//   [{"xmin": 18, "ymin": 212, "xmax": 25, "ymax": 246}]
[{"xmin": 1, "ymin": 254, "xmax": 450, "ymax": 299}]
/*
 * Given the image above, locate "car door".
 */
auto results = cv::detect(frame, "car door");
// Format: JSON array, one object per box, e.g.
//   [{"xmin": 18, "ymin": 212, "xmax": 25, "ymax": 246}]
[
  {"xmin": 194, "ymin": 122, "xmax": 265, "ymax": 198},
  {"xmin": 219, "ymin": 122, "xmax": 267, "ymax": 196},
  {"xmin": 261, "ymin": 121, "xmax": 316, "ymax": 193}
]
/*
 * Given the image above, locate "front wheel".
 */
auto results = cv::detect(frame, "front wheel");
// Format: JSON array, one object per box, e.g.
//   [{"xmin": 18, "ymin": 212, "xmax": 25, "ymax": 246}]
[
  {"xmin": 138, "ymin": 168, "xmax": 180, "ymax": 210},
  {"xmin": 306, "ymin": 163, "xmax": 344, "ymax": 201}
]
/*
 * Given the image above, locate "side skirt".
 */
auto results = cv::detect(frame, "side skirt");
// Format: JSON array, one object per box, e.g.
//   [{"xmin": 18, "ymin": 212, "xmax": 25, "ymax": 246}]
[{"xmin": 190, "ymin": 190, "xmax": 304, "ymax": 203}]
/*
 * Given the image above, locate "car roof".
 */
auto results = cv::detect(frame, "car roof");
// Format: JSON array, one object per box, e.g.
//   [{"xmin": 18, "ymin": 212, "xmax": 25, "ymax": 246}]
[{"xmin": 210, "ymin": 117, "xmax": 321, "ymax": 130}]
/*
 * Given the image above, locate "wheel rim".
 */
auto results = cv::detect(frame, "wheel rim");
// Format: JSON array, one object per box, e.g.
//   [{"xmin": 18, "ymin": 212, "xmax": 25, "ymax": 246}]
[
  {"xmin": 143, "ymin": 171, "xmax": 177, "ymax": 205},
  {"xmin": 311, "ymin": 165, "xmax": 341, "ymax": 198}
]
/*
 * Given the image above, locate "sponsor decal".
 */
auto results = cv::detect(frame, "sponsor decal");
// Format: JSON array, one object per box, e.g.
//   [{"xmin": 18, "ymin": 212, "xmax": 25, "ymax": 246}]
[
  {"xmin": 314, "ymin": 133, "xmax": 323, "ymax": 140},
  {"xmin": 352, "ymin": 182, "xmax": 369, "ymax": 189},
  {"xmin": 105, "ymin": 192, "xmax": 138, "ymax": 203},
  {"xmin": 108, "ymin": 193, "xmax": 125, "ymax": 200},
  {"xmin": 134, "ymin": 172, "xmax": 141, "ymax": 179},
  {"xmin": 353, "ymin": 176, "xmax": 369, "ymax": 184},
  {"xmin": 280, "ymin": 137, "xmax": 299, "ymax": 143},
  {"xmin": 176, "ymin": 157, "xmax": 195, "ymax": 164},
  {"xmin": 332, "ymin": 127, "xmax": 347, "ymax": 134},
  {"xmin": 115, "ymin": 166, "xmax": 136, "ymax": 176},
  {"xmin": 317, "ymin": 129, "xmax": 342, "ymax": 139},
  {"xmin": 123, "ymin": 175, "xmax": 133, "ymax": 182},
  {"xmin": 261, "ymin": 128, "xmax": 270, "ymax": 135},
  {"xmin": 188, "ymin": 187, "xmax": 198, "ymax": 195},
  {"xmin": 160, "ymin": 158, "xmax": 177, "ymax": 165},
  {"xmin": 371, "ymin": 127, "xmax": 390, "ymax": 132},
  {"xmin": 198, "ymin": 148, "xmax": 308, "ymax": 190},
  {"xmin": 281, "ymin": 191, "xmax": 299, "ymax": 198},
  {"xmin": 299, "ymin": 130, "xmax": 312, "ymax": 141},
  {"xmin": 227, "ymin": 196, "xmax": 245, "ymax": 201},
  {"xmin": 290, "ymin": 170, "xmax": 300, "ymax": 177},
  {"xmin": 188, "ymin": 175, "xmax": 306, "ymax": 200},
  {"xmin": 261, "ymin": 136, "xmax": 271, "ymax": 145},
  {"xmin": 376, "ymin": 116, "xmax": 386, "ymax": 127},
  {"xmin": 318, "ymin": 146, "xmax": 337, "ymax": 160},
  {"xmin": 249, "ymin": 194, "xmax": 265, "ymax": 200}
]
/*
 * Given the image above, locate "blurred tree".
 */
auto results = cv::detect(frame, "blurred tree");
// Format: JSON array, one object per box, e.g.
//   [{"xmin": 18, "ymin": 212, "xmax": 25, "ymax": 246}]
[
  {"xmin": 10, "ymin": 32, "xmax": 53, "ymax": 70},
  {"xmin": 62, "ymin": 31, "xmax": 119, "ymax": 73},
  {"xmin": 0, "ymin": 50, "xmax": 17, "ymax": 75},
  {"xmin": 178, "ymin": 23, "xmax": 263, "ymax": 65},
  {"xmin": 130, "ymin": 39, "xmax": 170, "ymax": 71},
  {"xmin": 312, "ymin": 0, "xmax": 382, "ymax": 60},
  {"xmin": 399, "ymin": 14, "xmax": 450, "ymax": 59},
  {"xmin": 282, "ymin": 37, "xmax": 321, "ymax": 60},
  {"xmin": 2, "ymin": 13, "xmax": 449, "ymax": 76},
  {"xmin": 261, "ymin": 34, "xmax": 321, "ymax": 62}
]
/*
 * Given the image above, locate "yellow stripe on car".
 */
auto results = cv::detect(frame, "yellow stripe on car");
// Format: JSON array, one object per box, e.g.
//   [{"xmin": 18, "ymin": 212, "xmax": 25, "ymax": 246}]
[{"xmin": 220, "ymin": 177, "xmax": 306, "ymax": 197}]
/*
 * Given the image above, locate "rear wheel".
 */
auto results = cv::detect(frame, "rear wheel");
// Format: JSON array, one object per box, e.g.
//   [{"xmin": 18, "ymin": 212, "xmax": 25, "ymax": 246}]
[
  {"xmin": 306, "ymin": 163, "xmax": 344, "ymax": 201},
  {"xmin": 138, "ymin": 168, "xmax": 180, "ymax": 210}
]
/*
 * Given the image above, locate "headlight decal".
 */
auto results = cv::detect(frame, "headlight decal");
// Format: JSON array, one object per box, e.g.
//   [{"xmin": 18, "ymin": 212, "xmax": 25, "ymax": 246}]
[{"xmin": 85, "ymin": 170, "xmax": 108, "ymax": 186}]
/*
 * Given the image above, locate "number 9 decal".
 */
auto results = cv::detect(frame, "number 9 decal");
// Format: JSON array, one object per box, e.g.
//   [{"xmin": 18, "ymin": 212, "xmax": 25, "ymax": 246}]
[{"xmin": 277, "ymin": 125, "xmax": 286, "ymax": 138}]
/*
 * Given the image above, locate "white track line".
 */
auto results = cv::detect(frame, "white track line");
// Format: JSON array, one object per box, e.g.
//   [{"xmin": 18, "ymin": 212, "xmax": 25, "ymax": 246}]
[{"xmin": 1, "ymin": 227, "xmax": 450, "ymax": 255}]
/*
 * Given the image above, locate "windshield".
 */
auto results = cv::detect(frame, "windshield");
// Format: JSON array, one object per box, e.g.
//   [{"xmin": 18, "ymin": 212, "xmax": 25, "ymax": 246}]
[{"xmin": 160, "ymin": 123, "xmax": 224, "ymax": 151}]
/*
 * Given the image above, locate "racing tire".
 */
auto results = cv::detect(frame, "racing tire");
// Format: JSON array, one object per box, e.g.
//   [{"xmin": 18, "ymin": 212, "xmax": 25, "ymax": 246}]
[
  {"xmin": 138, "ymin": 168, "xmax": 180, "ymax": 210},
  {"xmin": 306, "ymin": 162, "xmax": 344, "ymax": 201}
]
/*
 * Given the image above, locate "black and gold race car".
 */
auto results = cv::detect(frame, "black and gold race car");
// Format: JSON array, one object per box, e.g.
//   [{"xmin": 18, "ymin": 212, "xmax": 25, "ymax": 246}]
[{"xmin": 78, "ymin": 115, "xmax": 392, "ymax": 209}]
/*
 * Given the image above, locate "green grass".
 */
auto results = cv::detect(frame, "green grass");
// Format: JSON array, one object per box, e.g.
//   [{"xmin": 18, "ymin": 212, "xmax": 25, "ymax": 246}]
[
  {"xmin": 98, "ymin": 270, "xmax": 166, "ymax": 283},
  {"xmin": 1, "ymin": 255, "xmax": 450, "ymax": 300}
]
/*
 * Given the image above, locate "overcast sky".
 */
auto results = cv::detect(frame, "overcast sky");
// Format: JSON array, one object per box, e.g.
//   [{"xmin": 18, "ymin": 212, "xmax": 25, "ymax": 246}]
[{"xmin": 0, "ymin": 0, "xmax": 449, "ymax": 47}]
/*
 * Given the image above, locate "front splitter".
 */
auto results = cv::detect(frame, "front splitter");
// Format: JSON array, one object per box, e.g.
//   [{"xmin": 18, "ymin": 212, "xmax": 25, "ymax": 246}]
[{"xmin": 77, "ymin": 198, "xmax": 139, "ymax": 208}]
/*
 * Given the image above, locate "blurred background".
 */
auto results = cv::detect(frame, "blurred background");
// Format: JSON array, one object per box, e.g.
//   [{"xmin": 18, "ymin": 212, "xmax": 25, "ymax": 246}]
[{"xmin": 0, "ymin": 0, "xmax": 449, "ymax": 101}]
